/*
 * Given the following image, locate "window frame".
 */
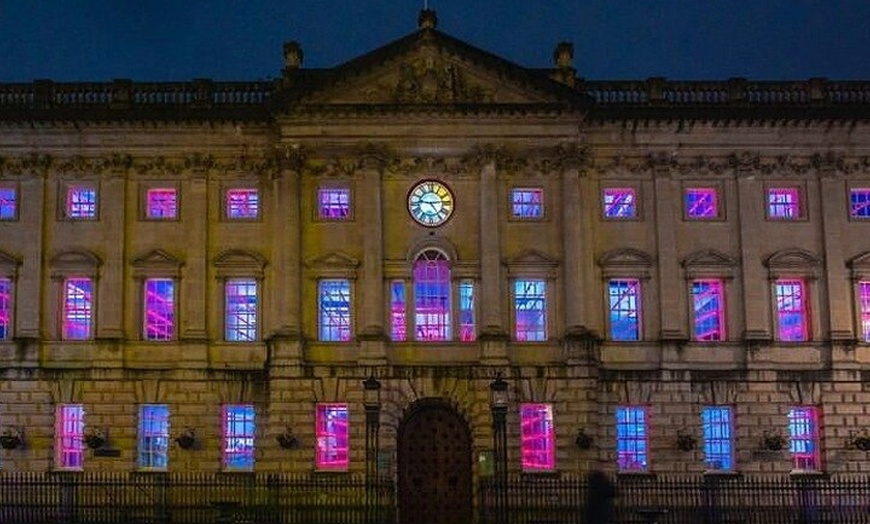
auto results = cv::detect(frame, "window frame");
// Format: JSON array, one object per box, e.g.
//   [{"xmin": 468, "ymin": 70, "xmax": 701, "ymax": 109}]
[
  {"xmin": 55, "ymin": 404, "xmax": 85, "ymax": 470},
  {"xmin": 413, "ymin": 250, "xmax": 452, "ymax": 342},
  {"xmin": 222, "ymin": 404, "xmax": 256, "ymax": 471},
  {"xmin": 690, "ymin": 278, "xmax": 727, "ymax": 342},
  {"xmin": 138, "ymin": 404, "xmax": 170, "ymax": 470},
  {"xmin": 142, "ymin": 184, "xmax": 179, "ymax": 221},
  {"xmin": 224, "ymin": 278, "xmax": 259, "ymax": 342},
  {"xmin": 62, "ymin": 277, "xmax": 94, "ymax": 341},
  {"xmin": 0, "ymin": 276, "xmax": 12, "ymax": 341},
  {"xmin": 788, "ymin": 406, "xmax": 821, "ymax": 472},
  {"xmin": 683, "ymin": 186, "xmax": 721, "ymax": 220},
  {"xmin": 142, "ymin": 277, "xmax": 176, "ymax": 342},
  {"xmin": 62, "ymin": 182, "xmax": 99, "ymax": 220},
  {"xmin": 773, "ymin": 278, "xmax": 809, "ymax": 342},
  {"xmin": 0, "ymin": 183, "xmax": 18, "ymax": 221},
  {"xmin": 702, "ymin": 406, "xmax": 734, "ymax": 472},
  {"xmin": 602, "ymin": 186, "xmax": 639, "ymax": 220},
  {"xmin": 512, "ymin": 278, "xmax": 548, "ymax": 342},
  {"xmin": 223, "ymin": 187, "xmax": 261, "ymax": 221},
  {"xmin": 765, "ymin": 185, "xmax": 804, "ymax": 221},
  {"xmin": 510, "ymin": 187, "xmax": 545, "ymax": 220},
  {"xmin": 318, "ymin": 279, "xmax": 353, "ymax": 342},
  {"xmin": 316, "ymin": 186, "xmax": 353, "ymax": 221},
  {"xmin": 607, "ymin": 278, "xmax": 642, "ymax": 342},
  {"xmin": 616, "ymin": 405, "xmax": 649, "ymax": 473},
  {"xmin": 858, "ymin": 280, "xmax": 870, "ymax": 343},
  {"xmin": 390, "ymin": 279, "xmax": 407, "ymax": 342},
  {"xmin": 520, "ymin": 403, "xmax": 556, "ymax": 472},
  {"xmin": 849, "ymin": 187, "xmax": 870, "ymax": 220},
  {"xmin": 316, "ymin": 403, "xmax": 349, "ymax": 471}
]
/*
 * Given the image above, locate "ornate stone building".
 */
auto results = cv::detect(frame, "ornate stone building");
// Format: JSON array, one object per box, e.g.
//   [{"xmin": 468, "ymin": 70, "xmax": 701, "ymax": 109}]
[{"xmin": 1, "ymin": 9, "xmax": 870, "ymax": 523}]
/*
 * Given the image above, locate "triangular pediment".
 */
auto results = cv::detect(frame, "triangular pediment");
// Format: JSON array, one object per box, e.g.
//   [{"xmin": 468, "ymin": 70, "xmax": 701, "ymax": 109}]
[
  {"xmin": 682, "ymin": 249, "xmax": 738, "ymax": 268},
  {"xmin": 504, "ymin": 249, "xmax": 559, "ymax": 268},
  {"xmin": 282, "ymin": 29, "xmax": 589, "ymax": 110},
  {"xmin": 764, "ymin": 249, "xmax": 821, "ymax": 269},
  {"xmin": 305, "ymin": 251, "xmax": 360, "ymax": 270},
  {"xmin": 132, "ymin": 249, "xmax": 184, "ymax": 269}
]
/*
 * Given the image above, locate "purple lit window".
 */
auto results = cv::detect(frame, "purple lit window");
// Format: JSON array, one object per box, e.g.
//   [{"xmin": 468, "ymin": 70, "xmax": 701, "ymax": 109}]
[
  {"xmin": 685, "ymin": 188, "xmax": 718, "ymax": 219},
  {"xmin": 56, "ymin": 404, "xmax": 84, "ymax": 469},
  {"xmin": 318, "ymin": 188, "xmax": 351, "ymax": 219},
  {"xmin": 774, "ymin": 279, "xmax": 807, "ymax": 341},
  {"xmin": 63, "ymin": 277, "xmax": 93, "ymax": 340},
  {"xmin": 223, "ymin": 404, "xmax": 255, "ymax": 471},
  {"xmin": 702, "ymin": 406, "xmax": 733, "ymax": 471},
  {"xmin": 225, "ymin": 279, "xmax": 258, "ymax": 342},
  {"xmin": 616, "ymin": 406, "xmax": 648, "ymax": 472},
  {"xmin": 414, "ymin": 250, "xmax": 451, "ymax": 341},
  {"xmin": 0, "ymin": 278, "xmax": 10, "ymax": 340},
  {"xmin": 860, "ymin": 281, "xmax": 870, "ymax": 342},
  {"xmin": 226, "ymin": 188, "xmax": 259, "ymax": 219},
  {"xmin": 316, "ymin": 403, "xmax": 349, "ymax": 470},
  {"xmin": 521, "ymin": 403, "xmax": 555, "ymax": 471},
  {"xmin": 514, "ymin": 279, "xmax": 546, "ymax": 341},
  {"xmin": 608, "ymin": 279, "xmax": 640, "ymax": 341},
  {"xmin": 144, "ymin": 278, "xmax": 175, "ymax": 341},
  {"xmin": 146, "ymin": 188, "xmax": 177, "ymax": 219},
  {"xmin": 768, "ymin": 188, "xmax": 800, "ymax": 219},
  {"xmin": 319, "ymin": 279, "xmax": 352, "ymax": 342},
  {"xmin": 692, "ymin": 279, "xmax": 725, "ymax": 341},
  {"xmin": 512, "ymin": 188, "xmax": 544, "ymax": 219},
  {"xmin": 459, "ymin": 280, "xmax": 476, "ymax": 342},
  {"xmin": 850, "ymin": 189, "xmax": 870, "ymax": 219},
  {"xmin": 66, "ymin": 186, "xmax": 97, "ymax": 219},
  {"xmin": 0, "ymin": 187, "xmax": 16, "ymax": 220},
  {"xmin": 603, "ymin": 188, "xmax": 636, "ymax": 218},
  {"xmin": 788, "ymin": 406, "xmax": 820, "ymax": 471},
  {"xmin": 138, "ymin": 404, "xmax": 169, "ymax": 470},
  {"xmin": 390, "ymin": 280, "xmax": 406, "ymax": 342}
]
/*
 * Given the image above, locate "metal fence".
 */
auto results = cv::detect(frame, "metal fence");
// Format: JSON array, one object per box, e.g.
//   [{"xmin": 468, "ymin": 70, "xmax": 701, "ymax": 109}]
[
  {"xmin": 0, "ymin": 472, "xmax": 395, "ymax": 524},
  {"xmin": 479, "ymin": 474, "xmax": 870, "ymax": 524}
]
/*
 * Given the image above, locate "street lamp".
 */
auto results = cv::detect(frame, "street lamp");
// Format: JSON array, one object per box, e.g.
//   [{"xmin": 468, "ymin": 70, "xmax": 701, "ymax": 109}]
[
  {"xmin": 489, "ymin": 373, "xmax": 509, "ymax": 524},
  {"xmin": 362, "ymin": 375, "xmax": 382, "ymax": 524}
]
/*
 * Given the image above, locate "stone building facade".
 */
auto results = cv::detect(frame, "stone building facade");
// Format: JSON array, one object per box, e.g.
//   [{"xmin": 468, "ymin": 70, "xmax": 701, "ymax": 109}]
[{"xmin": 1, "ymin": 9, "xmax": 870, "ymax": 522}]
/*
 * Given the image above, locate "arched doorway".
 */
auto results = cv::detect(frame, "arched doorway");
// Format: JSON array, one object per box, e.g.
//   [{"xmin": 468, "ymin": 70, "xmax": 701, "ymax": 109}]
[{"xmin": 397, "ymin": 399, "xmax": 473, "ymax": 524}]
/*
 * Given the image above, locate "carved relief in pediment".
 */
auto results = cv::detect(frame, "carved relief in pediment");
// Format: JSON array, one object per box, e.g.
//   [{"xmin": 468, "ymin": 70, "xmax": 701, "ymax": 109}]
[{"xmin": 390, "ymin": 57, "xmax": 493, "ymax": 104}]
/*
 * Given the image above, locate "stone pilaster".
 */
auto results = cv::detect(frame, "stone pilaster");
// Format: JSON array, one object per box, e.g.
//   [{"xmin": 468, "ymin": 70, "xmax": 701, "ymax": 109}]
[
  {"xmin": 181, "ymin": 172, "xmax": 208, "ymax": 340},
  {"xmin": 561, "ymin": 166, "xmax": 584, "ymax": 332},
  {"xmin": 96, "ymin": 172, "xmax": 125, "ymax": 339},
  {"xmin": 654, "ymin": 171, "xmax": 686, "ymax": 341},
  {"xmin": 270, "ymin": 167, "xmax": 303, "ymax": 340},
  {"xmin": 819, "ymin": 171, "xmax": 853, "ymax": 342},
  {"xmin": 358, "ymin": 154, "xmax": 387, "ymax": 364},
  {"xmin": 479, "ymin": 160, "xmax": 507, "ymax": 363},
  {"xmin": 16, "ymin": 174, "xmax": 45, "ymax": 339},
  {"xmin": 736, "ymin": 170, "xmax": 771, "ymax": 342}
]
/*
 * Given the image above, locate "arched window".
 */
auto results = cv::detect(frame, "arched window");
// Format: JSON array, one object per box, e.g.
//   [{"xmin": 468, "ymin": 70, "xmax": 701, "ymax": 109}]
[{"xmin": 414, "ymin": 250, "xmax": 451, "ymax": 341}]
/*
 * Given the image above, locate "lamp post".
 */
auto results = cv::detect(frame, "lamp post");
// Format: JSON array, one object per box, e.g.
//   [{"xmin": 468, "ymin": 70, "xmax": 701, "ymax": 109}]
[
  {"xmin": 363, "ymin": 375, "xmax": 382, "ymax": 524},
  {"xmin": 490, "ymin": 373, "xmax": 509, "ymax": 524}
]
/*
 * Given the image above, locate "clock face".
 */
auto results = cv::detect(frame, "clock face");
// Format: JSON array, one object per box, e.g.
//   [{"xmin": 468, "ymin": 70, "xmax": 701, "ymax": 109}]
[{"xmin": 408, "ymin": 180, "xmax": 454, "ymax": 227}]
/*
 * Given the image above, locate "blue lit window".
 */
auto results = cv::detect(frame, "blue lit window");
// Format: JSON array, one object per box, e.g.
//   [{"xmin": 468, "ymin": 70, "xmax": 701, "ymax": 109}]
[
  {"xmin": 788, "ymin": 407, "xmax": 820, "ymax": 471},
  {"xmin": 512, "ymin": 188, "xmax": 544, "ymax": 219},
  {"xmin": 0, "ymin": 278, "xmax": 11, "ymax": 340},
  {"xmin": 66, "ymin": 186, "xmax": 97, "ymax": 219},
  {"xmin": 0, "ymin": 187, "xmax": 16, "ymax": 220},
  {"xmin": 608, "ymin": 279, "xmax": 641, "ymax": 341},
  {"xmin": 138, "ymin": 404, "xmax": 169, "ymax": 470},
  {"xmin": 225, "ymin": 279, "xmax": 258, "ymax": 341},
  {"xmin": 851, "ymin": 188, "xmax": 870, "ymax": 219},
  {"xmin": 767, "ymin": 188, "xmax": 800, "ymax": 219},
  {"xmin": 702, "ymin": 406, "xmax": 733, "ymax": 471},
  {"xmin": 319, "ymin": 279, "xmax": 352, "ymax": 342},
  {"xmin": 414, "ymin": 250, "xmax": 451, "ymax": 341},
  {"xmin": 223, "ymin": 404, "xmax": 255, "ymax": 470},
  {"xmin": 318, "ymin": 188, "xmax": 351, "ymax": 219},
  {"xmin": 616, "ymin": 406, "xmax": 648, "ymax": 472},
  {"xmin": 603, "ymin": 188, "xmax": 636, "ymax": 218},
  {"xmin": 514, "ymin": 279, "xmax": 546, "ymax": 341},
  {"xmin": 685, "ymin": 188, "xmax": 718, "ymax": 219},
  {"xmin": 459, "ymin": 279, "xmax": 476, "ymax": 341}
]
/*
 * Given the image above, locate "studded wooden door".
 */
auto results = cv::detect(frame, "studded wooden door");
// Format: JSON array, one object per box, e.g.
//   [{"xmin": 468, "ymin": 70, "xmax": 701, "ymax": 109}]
[{"xmin": 397, "ymin": 401, "xmax": 473, "ymax": 524}]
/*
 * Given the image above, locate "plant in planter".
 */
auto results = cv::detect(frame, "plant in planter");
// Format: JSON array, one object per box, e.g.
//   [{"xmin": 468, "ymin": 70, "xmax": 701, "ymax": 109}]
[
  {"xmin": 762, "ymin": 431, "xmax": 787, "ymax": 451},
  {"xmin": 0, "ymin": 427, "xmax": 23, "ymax": 450},
  {"xmin": 276, "ymin": 428, "xmax": 300, "ymax": 450},
  {"xmin": 84, "ymin": 427, "xmax": 107, "ymax": 450},
  {"xmin": 849, "ymin": 431, "xmax": 870, "ymax": 451},
  {"xmin": 574, "ymin": 428, "xmax": 594, "ymax": 450},
  {"xmin": 676, "ymin": 430, "xmax": 697, "ymax": 452},
  {"xmin": 175, "ymin": 428, "xmax": 196, "ymax": 450}
]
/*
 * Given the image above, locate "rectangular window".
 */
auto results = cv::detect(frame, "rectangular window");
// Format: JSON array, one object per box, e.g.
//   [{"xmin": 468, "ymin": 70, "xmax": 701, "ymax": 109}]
[
  {"xmin": 616, "ymin": 406, "xmax": 648, "ymax": 472},
  {"xmin": 608, "ymin": 279, "xmax": 641, "ymax": 341},
  {"xmin": 459, "ymin": 279, "xmax": 476, "ymax": 342},
  {"xmin": 603, "ymin": 188, "xmax": 636, "ymax": 218},
  {"xmin": 63, "ymin": 277, "xmax": 93, "ymax": 340},
  {"xmin": 0, "ymin": 278, "xmax": 10, "ymax": 340},
  {"xmin": 318, "ymin": 188, "xmax": 351, "ymax": 219},
  {"xmin": 767, "ymin": 187, "xmax": 800, "ymax": 219},
  {"xmin": 414, "ymin": 256, "xmax": 451, "ymax": 341},
  {"xmin": 146, "ymin": 188, "xmax": 177, "ymax": 219},
  {"xmin": 319, "ymin": 279, "xmax": 352, "ymax": 342},
  {"xmin": 788, "ymin": 407, "xmax": 820, "ymax": 471},
  {"xmin": 520, "ymin": 403, "xmax": 555, "ymax": 471},
  {"xmin": 702, "ymin": 406, "xmax": 734, "ymax": 471},
  {"xmin": 144, "ymin": 278, "xmax": 175, "ymax": 341},
  {"xmin": 138, "ymin": 404, "xmax": 169, "ymax": 470},
  {"xmin": 511, "ymin": 188, "xmax": 544, "ymax": 219},
  {"xmin": 0, "ymin": 187, "xmax": 16, "ymax": 220},
  {"xmin": 225, "ymin": 279, "xmax": 258, "ymax": 342},
  {"xmin": 860, "ymin": 281, "xmax": 870, "ymax": 342},
  {"xmin": 223, "ymin": 404, "xmax": 255, "ymax": 471},
  {"xmin": 226, "ymin": 188, "xmax": 259, "ymax": 219},
  {"xmin": 850, "ymin": 188, "xmax": 870, "ymax": 219},
  {"xmin": 390, "ymin": 280, "xmax": 406, "ymax": 342},
  {"xmin": 316, "ymin": 403, "xmax": 349, "ymax": 470},
  {"xmin": 774, "ymin": 279, "xmax": 808, "ymax": 341},
  {"xmin": 691, "ymin": 279, "xmax": 725, "ymax": 341},
  {"xmin": 66, "ymin": 186, "xmax": 97, "ymax": 219},
  {"xmin": 56, "ymin": 404, "xmax": 84, "ymax": 469},
  {"xmin": 514, "ymin": 279, "xmax": 546, "ymax": 341},
  {"xmin": 685, "ymin": 188, "xmax": 718, "ymax": 219}
]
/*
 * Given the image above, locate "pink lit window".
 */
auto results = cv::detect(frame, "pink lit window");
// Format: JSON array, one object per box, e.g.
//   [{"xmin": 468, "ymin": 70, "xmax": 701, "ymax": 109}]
[
  {"xmin": 146, "ymin": 188, "xmax": 177, "ymax": 219},
  {"xmin": 616, "ymin": 406, "xmax": 648, "ymax": 472},
  {"xmin": 691, "ymin": 279, "xmax": 725, "ymax": 341},
  {"xmin": 414, "ymin": 250, "xmax": 451, "ymax": 341},
  {"xmin": 144, "ymin": 278, "xmax": 175, "ymax": 341},
  {"xmin": 66, "ymin": 186, "xmax": 97, "ymax": 219},
  {"xmin": 316, "ymin": 403, "xmax": 349, "ymax": 470},
  {"xmin": 851, "ymin": 189, "xmax": 870, "ymax": 219},
  {"xmin": 225, "ymin": 279, "xmax": 258, "ymax": 342},
  {"xmin": 608, "ymin": 279, "xmax": 641, "ymax": 341},
  {"xmin": 55, "ymin": 404, "xmax": 84, "ymax": 469},
  {"xmin": 774, "ymin": 279, "xmax": 808, "ymax": 341},
  {"xmin": 0, "ymin": 187, "xmax": 16, "ymax": 220},
  {"xmin": 603, "ymin": 188, "xmax": 636, "ymax": 218},
  {"xmin": 514, "ymin": 279, "xmax": 546, "ymax": 341},
  {"xmin": 767, "ymin": 188, "xmax": 800, "ymax": 219},
  {"xmin": 223, "ymin": 404, "xmax": 255, "ymax": 470},
  {"xmin": 226, "ymin": 188, "xmax": 259, "ymax": 219},
  {"xmin": 63, "ymin": 277, "xmax": 93, "ymax": 340},
  {"xmin": 520, "ymin": 403, "xmax": 555, "ymax": 471},
  {"xmin": 318, "ymin": 279, "xmax": 352, "ymax": 342},
  {"xmin": 788, "ymin": 406, "xmax": 820, "ymax": 471},
  {"xmin": 512, "ymin": 188, "xmax": 544, "ymax": 218},
  {"xmin": 390, "ymin": 280, "xmax": 406, "ymax": 342},
  {"xmin": 685, "ymin": 188, "xmax": 718, "ymax": 219},
  {"xmin": 459, "ymin": 280, "xmax": 476, "ymax": 342},
  {"xmin": 318, "ymin": 188, "xmax": 351, "ymax": 219},
  {"xmin": 0, "ymin": 278, "xmax": 10, "ymax": 340},
  {"xmin": 860, "ymin": 281, "xmax": 870, "ymax": 342}
]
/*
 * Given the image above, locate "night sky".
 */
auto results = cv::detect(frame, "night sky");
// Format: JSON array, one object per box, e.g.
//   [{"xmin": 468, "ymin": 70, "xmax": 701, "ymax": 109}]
[{"xmin": 0, "ymin": 1, "xmax": 868, "ymax": 83}]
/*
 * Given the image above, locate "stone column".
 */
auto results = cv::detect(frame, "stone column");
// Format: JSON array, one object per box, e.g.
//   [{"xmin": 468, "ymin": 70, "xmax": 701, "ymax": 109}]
[
  {"xmin": 181, "ymin": 171, "xmax": 208, "ymax": 340},
  {"xmin": 654, "ymin": 170, "xmax": 686, "ymax": 341},
  {"xmin": 16, "ymin": 170, "xmax": 46, "ymax": 340},
  {"xmin": 96, "ymin": 170, "xmax": 126, "ymax": 339},
  {"xmin": 736, "ymin": 168, "xmax": 770, "ymax": 342},
  {"xmin": 478, "ymin": 157, "xmax": 508, "ymax": 363},
  {"xmin": 818, "ymin": 170, "xmax": 853, "ymax": 341},
  {"xmin": 561, "ymin": 164, "xmax": 584, "ymax": 333},
  {"xmin": 358, "ymin": 154, "xmax": 387, "ymax": 365}
]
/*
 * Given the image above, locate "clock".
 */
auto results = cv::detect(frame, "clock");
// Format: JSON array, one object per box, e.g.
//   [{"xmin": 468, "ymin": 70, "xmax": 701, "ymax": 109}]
[{"xmin": 408, "ymin": 180, "xmax": 454, "ymax": 226}]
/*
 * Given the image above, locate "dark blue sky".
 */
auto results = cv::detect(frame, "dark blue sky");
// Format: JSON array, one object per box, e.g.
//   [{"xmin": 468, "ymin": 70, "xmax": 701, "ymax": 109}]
[{"xmin": 1, "ymin": 1, "xmax": 868, "ymax": 82}]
